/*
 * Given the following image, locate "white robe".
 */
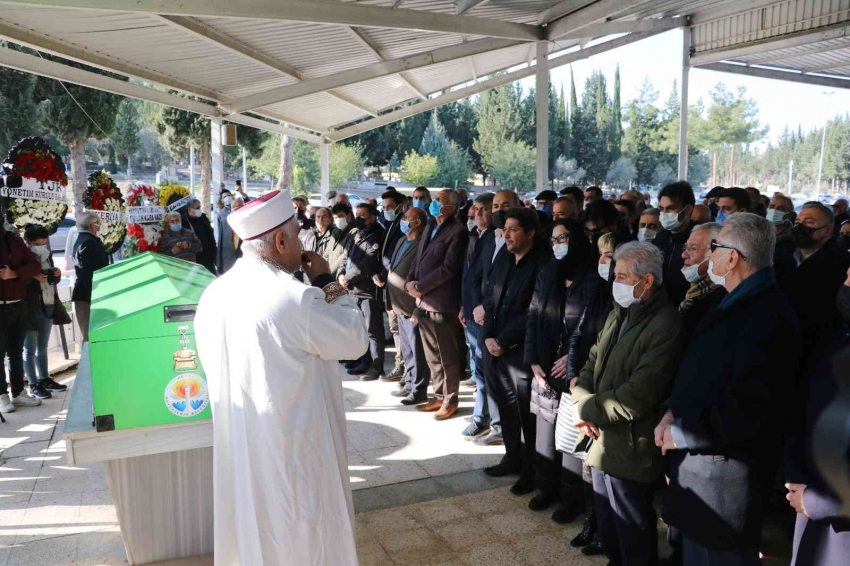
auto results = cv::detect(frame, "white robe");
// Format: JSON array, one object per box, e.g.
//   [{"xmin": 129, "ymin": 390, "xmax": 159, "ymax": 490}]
[{"xmin": 195, "ymin": 256, "xmax": 369, "ymax": 566}]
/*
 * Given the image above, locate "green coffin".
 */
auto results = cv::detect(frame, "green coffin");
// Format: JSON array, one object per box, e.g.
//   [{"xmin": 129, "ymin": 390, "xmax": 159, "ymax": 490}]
[{"xmin": 88, "ymin": 253, "xmax": 215, "ymax": 432}]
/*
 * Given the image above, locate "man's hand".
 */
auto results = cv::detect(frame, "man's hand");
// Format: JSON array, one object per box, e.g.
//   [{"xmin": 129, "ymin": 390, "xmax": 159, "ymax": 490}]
[
  {"xmin": 569, "ymin": 377, "xmax": 578, "ymax": 391},
  {"xmin": 785, "ymin": 483, "xmax": 809, "ymax": 518},
  {"xmin": 0, "ymin": 267, "xmax": 18, "ymax": 281},
  {"xmin": 551, "ymin": 355, "xmax": 568, "ymax": 379},
  {"xmin": 52, "ymin": 268, "xmax": 61, "ymax": 278},
  {"xmin": 485, "ymin": 338, "xmax": 502, "ymax": 357},
  {"xmin": 33, "ymin": 273, "xmax": 48, "ymax": 283},
  {"xmin": 573, "ymin": 419, "xmax": 600, "ymax": 440},
  {"xmin": 458, "ymin": 310, "xmax": 467, "ymax": 328},
  {"xmin": 655, "ymin": 409, "xmax": 675, "ymax": 448},
  {"xmin": 301, "ymin": 251, "xmax": 331, "ymax": 282},
  {"xmin": 406, "ymin": 281, "xmax": 422, "ymax": 298},
  {"xmin": 661, "ymin": 425, "xmax": 678, "ymax": 455},
  {"xmin": 473, "ymin": 304, "xmax": 486, "ymax": 325},
  {"xmin": 372, "ymin": 274, "xmax": 385, "ymax": 288}
]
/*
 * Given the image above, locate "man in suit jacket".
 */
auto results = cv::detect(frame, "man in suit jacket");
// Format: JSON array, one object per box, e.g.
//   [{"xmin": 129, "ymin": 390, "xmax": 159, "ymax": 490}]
[
  {"xmin": 482, "ymin": 208, "xmax": 552, "ymax": 495},
  {"xmin": 376, "ymin": 190, "xmax": 407, "ymax": 382},
  {"xmin": 406, "ymin": 189, "xmax": 468, "ymax": 420},
  {"xmin": 658, "ymin": 213, "xmax": 802, "ymax": 566},
  {"xmin": 386, "ymin": 207, "xmax": 430, "ymax": 405}
]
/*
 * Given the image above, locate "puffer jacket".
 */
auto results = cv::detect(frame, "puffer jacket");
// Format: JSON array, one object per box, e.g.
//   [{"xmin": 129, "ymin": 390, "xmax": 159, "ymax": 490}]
[{"xmin": 573, "ymin": 291, "xmax": 685, "ymax": 483}]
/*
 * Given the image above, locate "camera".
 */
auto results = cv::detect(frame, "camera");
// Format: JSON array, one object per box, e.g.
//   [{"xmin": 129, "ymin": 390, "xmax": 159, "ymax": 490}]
[{"xmin": 0, "ymin": 174, "xmax": 23, "ymax": 190}]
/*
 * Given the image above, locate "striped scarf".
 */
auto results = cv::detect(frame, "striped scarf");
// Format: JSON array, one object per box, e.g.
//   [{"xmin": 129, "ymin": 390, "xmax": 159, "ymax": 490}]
[{"xmin": 679, "ymin": 277, "xmax": 718, "ymax": 313}]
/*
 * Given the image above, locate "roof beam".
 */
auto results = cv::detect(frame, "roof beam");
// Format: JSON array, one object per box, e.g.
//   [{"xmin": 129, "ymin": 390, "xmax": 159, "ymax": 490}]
[
  {"xmin": 747, "ymin": 41, "xmax": 850, "ymax": 65},
  {"xmin": 329, "ymin": 31, "xmax": 654, "ymax": 142},
  {"xmin": 0, "ymin": 0, "xmax": 542, "ymax": 41},
  {"xmin": 544, "ymin": 0, "xmax": 656, "ymax": 40},
  {"xmin": 699, "ymin": 62, "xmax": 850, "ymax": 90},
  {"xmin": 225, "ymin": 114, "xmax": 327, "ymax": 144},
  {"xmin": 457, "ymin": 0, "xmax": 491, "ymax": 15},
  {"xmin": 801, "ymin": 59, "xmax": 850, "ymax": 74},
  {"xmin": 690, "ymin": 22, "xmax": 850, "ymax": 66},
  {"xmin": 690, "ymin": 0, "xmax": 793, "ymax": 26},
  {"xmin": 158, "ymin": 15, "xmax": 378, "ymax": 117},
  {"xmin": 537, "ymin": 0, "xmax": 598, "ymax": 25},
  {"xmin": 221, "ymin": 37, "xmax": 521, "ymax": 115},
  {"xmin": 346, "ymin": 27, "xmax": 428, "ymax": 101},
  {"xmin": 550, "ymin": 17, "xmax": 683, "ymax": 41}
]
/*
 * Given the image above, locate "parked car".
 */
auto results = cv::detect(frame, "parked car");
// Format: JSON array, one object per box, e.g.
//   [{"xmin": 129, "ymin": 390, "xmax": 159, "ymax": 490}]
[{"xmin": 49, "ymin": 215, "xmax": 76, "ymax": 252}]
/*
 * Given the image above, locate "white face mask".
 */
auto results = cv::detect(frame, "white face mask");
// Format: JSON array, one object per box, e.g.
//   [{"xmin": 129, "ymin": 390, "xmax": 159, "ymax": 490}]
[
  {"xmin": 189, "ymin": 208, "xmax": 201, "ymax": 218},
  {"xmin": 613, "ymin": 279, "xmax": 644, "ymax": 308},
  {"xmin": 708, "ymin": 254, "xmax": 729, "ymax": 288},
  {"xmin": 30, "ymin": 245, "xmax": 49, "ymax": 260},
  {"xmin": 334, "ymin": 217, "xmax": 349, "ymax": 231},
  {"xmin": 637, "ymin": 228, "xmax": 657, "ymax": 243},
  {"xmin": 681, "ymin": 258, "xmax": 708, "ymax": 283},
  {"xmin": 765, "ymin": 209, "xmax": 788, "ymax": 225},
  {"xmin": 553, "ymin": 244, "xmax": 569, "ymax": 260},
  {"xmin": 223, "ymin": 196, "xmax": 233, "ymax": 207},
  {"xmin": 467, "ymin": 219, "xmax": 477, "ymax": 232},
  {"xmin": 597, "ymin": 262, "xmax": 611, "ymax": 281},
  {"xmin": 660, "ymin": 210, "xmax": 685, "ymax": 231}
]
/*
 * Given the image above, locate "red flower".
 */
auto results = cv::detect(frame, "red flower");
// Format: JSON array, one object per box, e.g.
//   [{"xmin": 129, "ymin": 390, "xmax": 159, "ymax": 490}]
[{"xmin": 137, "ymin": 240, "xmax": 150, "ymax": 252}]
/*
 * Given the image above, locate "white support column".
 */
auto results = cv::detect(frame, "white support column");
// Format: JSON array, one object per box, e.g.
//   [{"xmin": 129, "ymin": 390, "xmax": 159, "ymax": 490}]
[
  {"xmin": 242, "ymin": 147, "xmax": 248, "ymax": 193},
  {"xmin": 211, "ymin": 117, "xmax": 223, "ymax": 197},
  {"xmin": 189, "ymin": 143, "xmax": 195, "ymax": 195},
  {"xmin": 320, "ymin": 143, "xmax": 331, "ymax": 205},
  {"xmin": 535, "ymin": 40, "xmax": 549, "ymax": 192},
  {"xmin": 678, "ymin": 27, "xmax": 690, "ymax": 181}
]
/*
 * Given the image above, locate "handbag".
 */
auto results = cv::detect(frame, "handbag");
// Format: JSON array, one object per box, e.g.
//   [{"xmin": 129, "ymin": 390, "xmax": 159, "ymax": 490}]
[
  {"xmin": 555, "ymin": 390, "xmax": 590, "ymax": 455},
  {"xmin": 52, "ymin": 292, "xmax": 72, "ymax": 326}
]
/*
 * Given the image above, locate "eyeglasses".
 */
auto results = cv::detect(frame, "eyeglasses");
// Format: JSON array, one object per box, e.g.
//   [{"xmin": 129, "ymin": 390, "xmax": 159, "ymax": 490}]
[
  {"xmin": 549, "ymin": 234, "xmax": 569, "ymax": 245},
  {"xmin": 710, "ymin": 239, "xmax": 746, "ymax": 259}
]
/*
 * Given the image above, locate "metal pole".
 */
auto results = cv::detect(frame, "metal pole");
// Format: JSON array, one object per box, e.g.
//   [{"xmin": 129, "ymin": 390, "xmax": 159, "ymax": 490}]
[
  {"xmin": 189, "ymin": 143, "xmax": 195, "ymax": 195},
  {"xmin": 211, "ymin": 117, "xmax": 223, "ymax": 198},
  {"xmin": 816, "ymin": 91, "xmax": 834, "ymax": 199},
  {"xmin": 242, "ymin": 146, "xmax": 248, "ymax": 195},
  {"xmin": 535, "ymin": 40, "xmax": 549, "ymax": 192},
  {"xmin": 320, "ymin": 143, "xmax": 331, "ymax": 206},
  {"xmin": 678, "ymin": 26, "xmax": 691, "ymax": 181}
]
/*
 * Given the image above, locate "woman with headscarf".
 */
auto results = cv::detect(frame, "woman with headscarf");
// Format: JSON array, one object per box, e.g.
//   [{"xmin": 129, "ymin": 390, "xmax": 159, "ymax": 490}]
[{"xmin": 525, "ymin": 219, "xmax": 597, "ymax": 520}]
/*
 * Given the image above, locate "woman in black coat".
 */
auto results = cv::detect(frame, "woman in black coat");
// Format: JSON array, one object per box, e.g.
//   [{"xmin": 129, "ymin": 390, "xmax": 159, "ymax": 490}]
[
  {"xmin": 187, "ymin": 198, "xmax": 217, "ymax": 275},
  {"xmin": 525, "ymin": 219, "xmax": 597, "ymax": 519}
]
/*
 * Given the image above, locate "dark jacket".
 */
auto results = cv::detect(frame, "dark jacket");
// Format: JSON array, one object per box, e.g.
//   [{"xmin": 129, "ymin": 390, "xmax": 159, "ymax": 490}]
[
  {"xmin": 573, "ymin": 291, "xmax": 685, "ymax": 483},
  {"xmin": 23, "ymin": 253, "xmax": 61, "ymax": 331},
  {"xmin": 652, "ymin": 226, "xmax": 692, "ymax": 305},
  {"xmin": 483, "ymin": 239, "xmax": 552, "ymax": 355},
  {"xmin": 188, "ymin": 213, "xmax": 217, "ymax": 275},
  {"xmin": 72, "ymin": 231, "xmax": 109, "ymax": 302},
  {"xmin": 472, "ymin": 228, "xmax": 498, "ymax": 313},
  {"xmin": 379, "ymin": 220, "xmax": 404, "ymax": 282},
  {"xmin": 572, "ymin": 273, "xmax": 614, "ymax": 382},
  {"xmin": 407, "ymin": 215, "xmax": 468, "ymax": 314},
  {"xmin": 328, "ymin": 223, "xmax": 357, "ymax": 278},
  {"xmin": 340, "ymin": 222, "xmax": 384, "ymax": 300},
  {"xmin": 0, "ymin": 230, "xmax": 40, "ymax": 303},
  {"xmin": 462, "ymin": 227, "xmax": 494, "ymax": 320},
  {"xmin": 386, "ymin": 235, "xmax": 421, "ymax": 318},
  {"xmin": 679, "ymin": 282, "xmax": 726, "ymax": 340},
  {"xmin": 663, "ymin": 271, "xmax": 802, "ymax": 552},
  {"xmin": 301, "ymin": 226, "xmax": 336, "ymax": 260}
]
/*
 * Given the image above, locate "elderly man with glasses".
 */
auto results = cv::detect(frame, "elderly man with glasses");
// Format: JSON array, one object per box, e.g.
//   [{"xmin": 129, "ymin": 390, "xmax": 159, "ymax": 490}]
[{"xmin": 658, "ymin": 213, "xmax": 803, "ymax": 566}]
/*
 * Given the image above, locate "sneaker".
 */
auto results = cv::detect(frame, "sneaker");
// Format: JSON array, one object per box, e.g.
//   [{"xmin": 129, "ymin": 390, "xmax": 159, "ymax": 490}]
[
  {"xmin": 0, "ymin": 394, "xmax": 15, "ymax": 413},
  {"xmin": 12, "ymin": 394, "xmax": 41, "ymax": 408},
  {"xmin": 42, "ymin": 378, "xmax": 67, "ymax": 392},
  {"xmin": 359, "ymin": 368, "xmax": 381, "ymax": 382},
  {"xmin": 461, "ymin": 421, "xmax": 490, "ymax": 439},
  {"xmin": 473, "ymin": 430, "xmax": 504, "ymax": 447},
  {"xmin": 380, "ymin": 364, "xmax": 404, "ymax": 382},
  {"xmin": 29, "ymin": 384, "xmax": 52, "ymax": 400}
]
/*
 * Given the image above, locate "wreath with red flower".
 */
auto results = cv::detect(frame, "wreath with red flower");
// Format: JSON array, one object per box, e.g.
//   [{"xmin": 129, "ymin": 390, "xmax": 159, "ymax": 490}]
[
  {"xmin": 84, "ymin": 171, "xmax": 126, "ymax": 255},
  {"xmin": 124, "ymin": 183, "xmax": 163, "ymax": 256},
  {"xmin": 1, "ymin": 137, "xmax": 69, "ymax": 235}
]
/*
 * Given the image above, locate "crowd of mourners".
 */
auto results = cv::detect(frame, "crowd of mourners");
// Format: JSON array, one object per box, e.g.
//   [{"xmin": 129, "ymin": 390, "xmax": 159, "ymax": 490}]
[{"xmin": 2, "ymin": 178, "xmax": 849, "ymax": 565}]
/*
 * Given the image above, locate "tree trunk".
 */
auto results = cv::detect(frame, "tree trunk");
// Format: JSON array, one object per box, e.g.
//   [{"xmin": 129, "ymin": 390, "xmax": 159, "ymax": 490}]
[
  {"xmin": 729, "ymin": 145, "xmax": 735, "ymax": 187},
  {"xmin": 69, "ymin": 139, "xmax": 87, "ymax": 213},
  {"xmin": 199, "ymin": 139, "xmax": 212, "ymax": 216},
  {"xmin": 276, "ymin": 134, "xmax": 295, "ymax": 190},
  {"xmin": 711, "ymin": 149, "xmax": 717, "ymax": 186}
]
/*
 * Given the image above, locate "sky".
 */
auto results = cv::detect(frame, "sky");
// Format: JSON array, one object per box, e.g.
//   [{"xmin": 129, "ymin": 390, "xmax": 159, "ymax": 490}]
[{"xmin": 512, "ymin": 29, "xmax": 850, "ymax": 148}]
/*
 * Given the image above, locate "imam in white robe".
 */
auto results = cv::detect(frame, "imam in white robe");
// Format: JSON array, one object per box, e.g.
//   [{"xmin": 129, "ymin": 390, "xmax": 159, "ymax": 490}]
[{"xmin": 195, "ymin": 256, "xmax": 369, "ymax": 566}]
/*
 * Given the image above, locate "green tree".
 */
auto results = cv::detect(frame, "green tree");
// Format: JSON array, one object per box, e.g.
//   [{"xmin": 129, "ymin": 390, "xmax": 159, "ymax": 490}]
[
  {"xmin": 438, "ymin": 99, "xmax": 481, "ymax": 174},
  {"xmin": 606, "ymin": 156, "xmax": 636, "ymax": 189},
  {"xmin": 420, "ymin": 111, "xmax": 474, "ymax": 187},
  {"xmin": 652, "ymin": 163, "xmax": 677, "ymax": 187},
  {"xmin": 0, "ymin": 64, "xmax": 41, "ymax": 153},
  {"xmin": 402, "ymin": 151, "xmax": 439, "ymax": 186},
  {"xmin": 388, "ymin": 151, "xmax": 400, "ymax": 181},
  {"xmin": 556, "ymin": 83, "xmax": 568, "ymax": 159},
  {"xmin": 611, "ymin": 65, "xmax": 623, "ymax": 163},
  {"xmin": 622, "ymin": 78, "xmax": 664, "ymax": 185},
  {"xmin": 156, "ymin": 104, "xmax": 213, "ymax": 211},
  {"xmin": 475, "ymin": 81, "xmax": 523, "ymax": 183},
  {"xmin": 109, "ymin": 99, "xmax": 141, "ymax": 173},
  {"xmin": 291, "ymin": 140, "xmax": 320, "ymax": 196},
  {"xmin": 330, "ymin": 142, "xmax": 365, "ymax": 189},
  {"xmin": 489, "ymin": 140, "xmax": 536, "ymax": 192},
  {"xmin": 396, "ymin": 111, "xmax": 430, "ymax": 158},
  {"xmin": 248, "ymin": 134, "xmax": 282, "ymax": 189}
]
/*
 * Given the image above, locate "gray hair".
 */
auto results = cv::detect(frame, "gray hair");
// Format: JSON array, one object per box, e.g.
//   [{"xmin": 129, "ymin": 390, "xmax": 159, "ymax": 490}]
[
  {"xmin": 719, "ymin": 213, "xmax": 775, "ymax": 271},
  {"xmin": 692, "ymin": 221, "xmax": 722, "ymax": 241},
  {"xmin": 76, "ymin": 211, "xmax": 100, "ymax": 231},
  {"xmin": 240, "ymin": 217, "xmax": 299, "ymax": 258},
  {"xmin": 439, "ymin": 189, "xmax": 459, "ymax": 207},
  {"xmin": 613, "ymin": 241, "xmax": 665, "ymax": 286},
  {"xmin": 166, "ymin": 211, "xmax": 182, "ymax": 222},
  {"xmin": 475, "ymin": 192, "xmax": 495, "ymax": 208},
  {"xmin": 801, "ymin": 201, "xmax": 835, "ymax": 227},
  {"xmin": 189, "ymin": 198, "xmax": 201, "ymax": 208},
  {"xmin": 641, "ymin": 207, "xmax": 660, "ymax": 219}
]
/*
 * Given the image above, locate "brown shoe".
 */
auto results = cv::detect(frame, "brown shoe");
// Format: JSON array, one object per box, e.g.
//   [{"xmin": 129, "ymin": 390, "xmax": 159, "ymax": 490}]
[
  {"xmin": 435, "ymin": 404, "xmax": 458, "ymax": 421},
  {"xmin": 417, "ymin": 399, "xmax": 441, "ymax": 412}
]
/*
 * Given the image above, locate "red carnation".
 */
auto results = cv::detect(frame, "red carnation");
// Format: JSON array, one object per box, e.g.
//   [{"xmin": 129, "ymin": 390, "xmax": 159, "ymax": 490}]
[{"xmin": 137, "ymin": 240, "xmax": 150, "ymax": 252}]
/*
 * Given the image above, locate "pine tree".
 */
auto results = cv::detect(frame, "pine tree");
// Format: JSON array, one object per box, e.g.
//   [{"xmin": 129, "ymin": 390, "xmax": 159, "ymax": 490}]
[
  {"xmin": 0, "ymin": 64, "xmax": 41, "ymax": 153},
  {"xmin": 611, "ymin": 65, "xmax": 622, "ymax": 163},
  {"xmin": 475, "ymin": 81, "xmax": 522, "ymax": 184},
  {"xmin": 109, "ymin": 99, "xmax": 141, "ymax": 173},
  {"xmin": 569, "ymin": 68, "xmax": 585, "ymax": 179},
  {"xmin": 556, "ymin": 83, "xmax": 567, "ymax": 158}
]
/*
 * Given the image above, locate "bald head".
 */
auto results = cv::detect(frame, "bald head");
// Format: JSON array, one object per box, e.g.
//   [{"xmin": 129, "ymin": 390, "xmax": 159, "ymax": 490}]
[
  {"xmin": 407, "ymin": 206, "xmax": 427, "ymax": 224},
  {"xmin": 691, "ymin": 204, "xmax": 712, "ymax": 225}
]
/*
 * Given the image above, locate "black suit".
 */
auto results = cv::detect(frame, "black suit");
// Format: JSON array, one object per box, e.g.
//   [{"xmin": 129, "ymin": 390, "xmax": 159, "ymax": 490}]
[{"xmin": 380, "ymin": 219, "xmax": 405, "ymax": 368}]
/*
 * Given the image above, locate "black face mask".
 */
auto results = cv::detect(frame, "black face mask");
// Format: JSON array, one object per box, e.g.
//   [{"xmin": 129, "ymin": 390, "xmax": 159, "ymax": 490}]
[
  {"xmin": 493, "ymin": 210, "xmax": 507, "ymax": 230},
  {"xmin": 708, "ymin": 202, "xmax": 718, "ymax": 218},
  {"xmin": 355, "ymin": 217, "xmax": 367, "ymax": 231},
  {"xmin": 791, "ymin": 224, "xmax": 816, "ymax": 248},
  {"xmin": 840, "ymin": 235, "xmax": 850, "ymax": 251}
]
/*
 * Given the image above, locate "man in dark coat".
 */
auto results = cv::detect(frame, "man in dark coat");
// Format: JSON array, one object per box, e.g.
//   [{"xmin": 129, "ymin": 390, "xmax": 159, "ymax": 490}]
[
  {"xmin": 658, "ymin": 213, "xmax": 802, "ymax": 566},
  {"xmin": 651, "ymin": 181, "xmax": 696, "ymax": 305},
  {"xmin": 406, "ymin": 189, "xmax": 468, "ymax": 420},
  {"xmin": 339, "ymin": 203, "xmax": 385, "ymax": 381},
  {"xmin": 188, "ymin": 198, "xmax": 218, "ymax": 275},
  {"xmin": 481, "ymin": 207, "xmax": 552, "ymax": 494},
  {"xmin": 376, "ymin": 190, "xmax": 407, "ymax": 382},
  {"xmin": 72, "ymin": 212, "xmax": 109, "ymax": 343}
]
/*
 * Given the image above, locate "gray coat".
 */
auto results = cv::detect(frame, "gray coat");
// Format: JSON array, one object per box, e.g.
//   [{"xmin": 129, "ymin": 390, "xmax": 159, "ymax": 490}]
[
  {"xmin": 386, "ymin": 235, "xmax": 421, "ymax": 318},
  {"xmin": 215, "ymin": 207, "xmax": 238, "ymax": 274}
]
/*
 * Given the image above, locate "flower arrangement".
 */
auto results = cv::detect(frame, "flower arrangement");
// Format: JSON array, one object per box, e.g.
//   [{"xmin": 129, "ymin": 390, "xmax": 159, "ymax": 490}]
[
  {"xmin": 124, "ymin": 183, "xmax": 162, "ymax": 256},
  {"xmin": 2, "ymin": 137, "xmax": 69, "ymax": 235},
  {"xmin": 157, "ymin": 182, "xmax": 191, "ymax": 228},
  {"xmin": 84, "ymin": 170, "xmax": 126, "ymax": 254}
]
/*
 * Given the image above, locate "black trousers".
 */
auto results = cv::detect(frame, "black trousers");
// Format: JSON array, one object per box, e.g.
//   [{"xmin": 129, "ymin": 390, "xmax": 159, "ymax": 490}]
[
  {"xmin": 0, "ymin": 301, "xmax": 27, "ymax": 398},
  {"xmin": 397, "ymin": 314, "xmax": 430, "ymax": 397},
  {"xmin": 489, "ymin": 351, "xmax": 535, "ymax": 480},
  {"xmin": 592, "ymin": 467, "xmax": 658, "ymax": 566},
  {"xmin": 356, "ymin": 298, "xmax": 385, "ymax": 372}
]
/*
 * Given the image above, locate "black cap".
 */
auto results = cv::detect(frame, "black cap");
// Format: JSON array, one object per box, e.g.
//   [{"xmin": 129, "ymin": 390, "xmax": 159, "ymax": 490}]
[
  {"xmin": 535, "ymin": 190, "xmax": 558, "ymax": 201},
  {"xmin": 705, "ymin": 186, "xmax": 724, "ymax": 199}
]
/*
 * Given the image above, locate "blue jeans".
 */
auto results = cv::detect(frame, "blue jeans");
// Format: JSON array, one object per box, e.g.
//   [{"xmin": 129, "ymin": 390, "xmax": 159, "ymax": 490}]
[
  {"xmin": 464, "ymin": 321, "xmax": 490, "ymax": 426},
  {"xmin": 24, "ymin": 305, "xmax": 54, "ymax": 386}
]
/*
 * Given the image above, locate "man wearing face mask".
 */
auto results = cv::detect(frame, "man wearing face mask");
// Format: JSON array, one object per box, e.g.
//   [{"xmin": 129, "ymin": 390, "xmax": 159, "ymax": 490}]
[
  {"xmin": 455, "ymin": 188, "xmax": 472, "ymax": 223},
  {"xmin": 839, "ymin": 220, "xmax": 850, "ymax": 252},
  {"xmin": 328, "ymin": 203, "xmax": 357, "ymax": 278},
  {"xmin": 658, "ymin": 213, "xmax": 801, "ymax": 566},
  {"xmin": 637, "ymin": 208, "xmax": 661, "ymax": 243},
  {"xmin": 187, "ymin": 198, "xmax": 217, "ymax": 275},
  {"xmin": 553, "ymin": 196, "xmax": 579, "ymax": 222},
  {"xmin": 339, "ymin": 203, "xmax": 386, "ymax": 382},
  {"xmin": 572, "ymin": 242, "xmax": 684, "ymax": 566},
  {"xmin": 715, "ymin": 187, "xmax": 750, "ymax": 224},
  {"xmin": 535, "ymin": 190, "xmax": 558, "ymax": 219},
  {"xmin": 159, "ymin": 212, "xmax": 203, "ymax": 263},
  {"xmin": 412, "ymin": 186, "xmax": 431, "ymax": 212},
  {"xmin": 652, "ymin": 181, "xmax": 696, "ymax": 305},
  {"xmin": 375, "ymin": 190, "xmax": 407, "ymax": 382},
  {"xmin": 215, "ymin": 190, "xmax": 238, "ymax": 274},
  {"xmin": 678, "ymin": 222, "xmax": 726, "ymax": 338}
]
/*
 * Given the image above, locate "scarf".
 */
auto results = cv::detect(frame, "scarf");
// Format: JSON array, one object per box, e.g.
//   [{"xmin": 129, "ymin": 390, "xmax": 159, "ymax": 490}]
[{"xmin": 679, "ymin": 277, "xmax": 718, "ymax": 314}]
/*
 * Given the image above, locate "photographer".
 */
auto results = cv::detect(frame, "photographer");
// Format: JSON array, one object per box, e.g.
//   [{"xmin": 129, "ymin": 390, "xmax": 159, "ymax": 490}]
[
  {"xmin": 0, "ymin": 220, "xmax": 42, "ymax": 413},
  {"xmin": 23, "ymin": 225, "xmax": 69, "ymax": 400}
]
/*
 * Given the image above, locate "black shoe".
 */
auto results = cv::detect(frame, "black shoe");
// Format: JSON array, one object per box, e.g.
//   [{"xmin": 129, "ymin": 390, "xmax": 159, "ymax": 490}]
[
  {"xmin": 551, "ymin": 497, "xmax": 584, "ymax": 524},
  {"xmin": 581, "ymin": 534, "xmax": 605, "ymax": 556},
  {"xmin": 528, "ymin": 492, "xmax": 559, "ymax": 511},
  {"xmin": 571, "ymin": 507, "xmax": 597, "ymax": 547},
  {"xmin": 510, "ymin": 477, "xmax": 536, "ymax": 496},
  {"xmin": 390, "ymin": 388, "xmax": 412, "ymax": 398},
  {"xmin": 42, "ymin": 378, "xmax": 67, "ymax": 392},
  {"xmin": 359, "ymin": 368, "xmax": 381, "ymax": 381},
  {"xmin": 29, "ymin": 384, "xmax": 51, "ymax": 400},
  {"xmin": 344, "ymin": 361, "xmax": 359, "ymax": 369},
  {"xmin": 380, "ymin": 364, "xmax": 404, "ymax": 381},
  {"xmin": 483, "ymin": 461, "xmax": 520, "ymax": 478},
  {"xmin": 400, "ymin": 393, "xmax": 427, "ymax": 406},
  {"xmin": 347, "ymin": 364, "xmax": 368, "ymax": 375}
]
